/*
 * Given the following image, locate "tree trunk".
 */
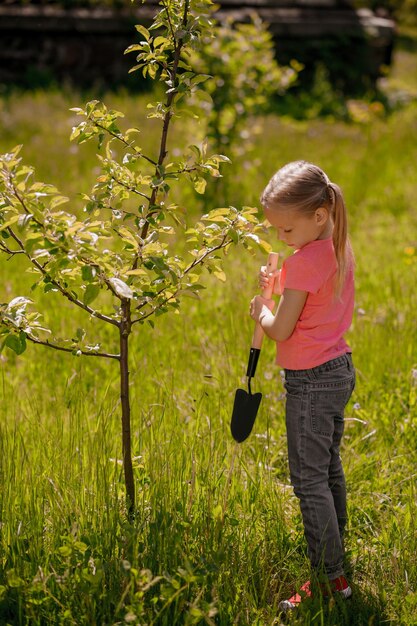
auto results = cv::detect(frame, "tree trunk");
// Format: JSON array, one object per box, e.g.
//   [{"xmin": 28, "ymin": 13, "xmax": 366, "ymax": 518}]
[{"xmin": 119, "ymin": 298, "xmax": 135, "ymax": 516}]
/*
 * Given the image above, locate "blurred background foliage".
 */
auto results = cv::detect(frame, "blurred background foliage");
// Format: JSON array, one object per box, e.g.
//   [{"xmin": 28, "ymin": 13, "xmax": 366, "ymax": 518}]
[
  {"xmin": 0, "ymin": 0, "xmax": 415, "ymax": 22},
  {"xmin": 1, "ymin": 0, "xmax": 413, "ymax": 111}
]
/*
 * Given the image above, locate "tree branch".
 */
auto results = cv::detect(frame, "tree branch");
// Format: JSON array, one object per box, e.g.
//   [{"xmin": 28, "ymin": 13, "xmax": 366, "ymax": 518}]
[
  {"xmin": 6, "ymin": 170, "xmax": 121, "ymax": 302},
  {"xmin": 182, "ymin": 232, "xmax": 230, "ymax": 277},
  {"xmin": 110, "ymin": 174, "xmax": 151, "ymax": 201},
  {"xmin": 94, "ymin": 122, "xmax": 157, "ymax": 167},
  {"xmin": 13, "ymin": 183, "xmax": 45, "ymax": 230},
  {"xmin": 6, "ymin": 227, "xmax": 120, "ymax": 327},
  {"xmin": 133, "ymin": 0, "xmax": 190, "ymax": 272},
  {"xmin": 161, "ymin": 0, "xmax": 177, "ymax": 44},
  {"xmin": 0, "ymin": 241, "xmax": 25, "ymax": 256},
  {"xmin": 131, "ymin": 232, "xmax": 231, "ymax": 325},
  {"xmin": 166, "ymin": 166, "xmax": 199, "ymax": 176},
  {"xmin": 26, "ymin": 334, "xmax": 120, "ymax": 360}
]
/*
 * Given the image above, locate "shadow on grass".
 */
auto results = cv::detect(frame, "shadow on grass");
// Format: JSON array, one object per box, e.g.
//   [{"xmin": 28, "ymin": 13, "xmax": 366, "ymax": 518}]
[{"xmin": 0, "ymin": 589, "xmax": 27, "ymax": 626}]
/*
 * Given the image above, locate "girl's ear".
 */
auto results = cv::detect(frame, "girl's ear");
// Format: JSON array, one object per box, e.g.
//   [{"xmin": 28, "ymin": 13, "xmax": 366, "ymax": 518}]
[{"xmin": 315, "ymin": 207, "xmax": 329, "ymax": 225}]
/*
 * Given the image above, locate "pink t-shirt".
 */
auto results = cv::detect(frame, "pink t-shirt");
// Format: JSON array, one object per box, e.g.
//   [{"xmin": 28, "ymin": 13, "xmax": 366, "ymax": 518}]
[{"xmin": 276, "ymin": 238, "xmax": 354, "ymax": 370}]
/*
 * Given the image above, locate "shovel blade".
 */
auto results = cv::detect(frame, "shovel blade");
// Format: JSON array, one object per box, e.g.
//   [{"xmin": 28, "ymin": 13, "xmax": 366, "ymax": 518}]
[{"xmin": 230, "ymin": 388, "xmax": 262, "ymax": 443}]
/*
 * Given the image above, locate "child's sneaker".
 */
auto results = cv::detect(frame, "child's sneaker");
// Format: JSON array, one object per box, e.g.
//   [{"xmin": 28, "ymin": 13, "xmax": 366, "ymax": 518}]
[
  {"xmin": 327, "ymin": 574, "xmax": 352, "ymax": 599},
  {"xmin": 278, "ymin": 575, "xmax": 352, "ymax": 612},
  {"xmin": 278, "ymin": 580, "xmax": 314, "ymax": 612}
]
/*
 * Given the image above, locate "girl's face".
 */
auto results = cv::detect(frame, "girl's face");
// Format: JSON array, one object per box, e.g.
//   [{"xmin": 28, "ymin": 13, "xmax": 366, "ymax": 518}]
[{"xmin": 264, "ymin": 206, "xmax": 331, "ymax": 250}]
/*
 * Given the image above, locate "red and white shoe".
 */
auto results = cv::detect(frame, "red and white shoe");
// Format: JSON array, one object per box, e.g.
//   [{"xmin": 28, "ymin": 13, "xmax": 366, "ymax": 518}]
[
  {"xmin": 279, "ymin": 580, "xmax": 314, "ymax": 612},
  {"xmin": 279, "ymin": 575, "xmax": 352, "ymax": 612},
  {"xmin": 326, "ymin": 574, "xmax": 352, "ymax": 599}
]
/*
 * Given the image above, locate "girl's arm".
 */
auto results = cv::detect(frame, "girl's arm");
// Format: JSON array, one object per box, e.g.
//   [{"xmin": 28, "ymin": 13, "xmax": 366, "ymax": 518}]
[{"xmin": 251, "ymin": 289, "xmax": 308, "ymax": 342}]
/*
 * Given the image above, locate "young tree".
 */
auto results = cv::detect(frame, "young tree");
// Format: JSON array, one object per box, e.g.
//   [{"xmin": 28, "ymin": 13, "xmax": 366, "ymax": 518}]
[
  {"xmin": 0, "ymin": 0, "xmax": 269, "ymax": 516},
  {"xmin": 191, "ymin": 14, "xmax": 298, "ymax": 156},
  {"xmin": 188, "ymin": 14, "xmax": 299, "ymax": 205}
]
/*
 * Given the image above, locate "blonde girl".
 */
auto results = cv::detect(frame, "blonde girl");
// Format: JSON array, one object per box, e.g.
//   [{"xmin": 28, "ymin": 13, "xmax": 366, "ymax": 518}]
[{"xmin": 250, "ymin": 161, "xmax": 355, "ymax": 612}]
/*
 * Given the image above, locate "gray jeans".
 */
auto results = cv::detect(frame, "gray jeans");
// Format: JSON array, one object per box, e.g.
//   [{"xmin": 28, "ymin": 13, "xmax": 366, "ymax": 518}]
[{"xmin": 284, "ymin": 353, "xmax": 355, "ymax": 579}]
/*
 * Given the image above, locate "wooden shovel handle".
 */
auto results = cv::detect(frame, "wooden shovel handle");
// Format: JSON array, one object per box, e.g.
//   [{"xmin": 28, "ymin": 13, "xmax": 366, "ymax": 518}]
[{"xmin": 251, "ymin": 252, "xmax": 279, "ymax": 349}]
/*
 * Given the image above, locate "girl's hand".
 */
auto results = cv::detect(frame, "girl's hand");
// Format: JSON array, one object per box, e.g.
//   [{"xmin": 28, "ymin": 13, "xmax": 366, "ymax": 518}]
[
  {"xmin": 250, "ymin": 295, "xmax": 275, "ymax": 322},
  {"xmin": 259, "ymin": 266, "xmax": 282, "ymax": 295}
]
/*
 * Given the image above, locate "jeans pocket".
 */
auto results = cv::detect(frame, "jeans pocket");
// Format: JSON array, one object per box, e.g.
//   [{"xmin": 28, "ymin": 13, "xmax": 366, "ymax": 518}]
[
  {"xmin": 309, "ymin": 381, "xmax": 354, "ymax": 437},
  {"xmin": 284, "ymin": 379, "xmax": 302, "ymax": 396},
  {"xmin": 284, "ymin": 379, "xmax": 303, "ymax": 432}
]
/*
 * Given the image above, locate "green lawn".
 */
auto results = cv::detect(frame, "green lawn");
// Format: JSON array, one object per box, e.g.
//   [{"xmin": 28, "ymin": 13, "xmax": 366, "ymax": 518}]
[{"xmin": 1, "ymin": 38, "xmax": 417, "ymax": 626}]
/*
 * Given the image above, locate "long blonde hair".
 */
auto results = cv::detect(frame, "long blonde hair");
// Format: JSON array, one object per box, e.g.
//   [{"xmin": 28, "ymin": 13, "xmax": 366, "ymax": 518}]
[{"xmin": 260, "ymin": 161, "xmax": 353, "ymax": 297}]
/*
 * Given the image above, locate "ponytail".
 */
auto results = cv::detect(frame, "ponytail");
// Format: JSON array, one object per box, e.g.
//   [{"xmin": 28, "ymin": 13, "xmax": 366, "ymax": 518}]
[{"xmin": 330, "ymin": 182, "xmax": 354, "ymax": 298}]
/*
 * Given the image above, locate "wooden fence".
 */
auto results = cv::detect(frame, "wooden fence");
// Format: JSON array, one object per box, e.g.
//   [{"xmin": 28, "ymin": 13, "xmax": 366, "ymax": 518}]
[{"xmin": 0, "ymin": 2, "xmax": 395, "ymax": 91}]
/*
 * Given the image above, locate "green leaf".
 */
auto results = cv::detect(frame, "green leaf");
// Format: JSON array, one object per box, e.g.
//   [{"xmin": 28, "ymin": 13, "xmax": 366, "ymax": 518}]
[
  {"xmin": 227, "ymin": 228, "xmax": 239, "ymax": 244},
  {"xmin": 82, "ymin": 265, "xmax": 97, "ymax": 282},
  {"xmin": 5, "ymin": 332, "xmax": 26, "ymax": 355},
  {"xmin": 134, "ymin": 25, "xmax": 150, "ymax": 41},
  {"xmin": 83, "ymin": 284, "xmax": 100, "ymax": 306},
  {"xmin": 117, "ymin": 227, "xmax": 139, "ymax": 250},
  {"xmin": 213, "ymin": 270, "xmax": 227, "ymax": 282},
  {"xmin": 44, "ymin": 283, "xmax": 59, "ymax": 294},
  {"xmin": 74, "ymin": 541, "xmax": 88, "ymax": 553},
  {"xmin": 75, "ymin": 328, "xmax": 86, "ymax": 342},
  {"xmin": 153, "ymin": 36, "xmax": 170, "ymax": 48},
  {"xmin": 124, "ymin": 44, "xmax": 145, "ymax": 55},
  {"xmin": 125, "ymin": 269, "xmax": 147, "ymax": 277},
  {"xmin": 176, "ymin": 289, "xmax": 200, "ymax": 300},
  {"xmin": 58, "ymin": 545, "xmax": 72, "ymax": 558},
  {"xmin": 192, "ymin": 74, "xmax": 211, "ymax": 86},
  {"xmin": 0, "ymin": 215, "xmax": 20, "ymax": 232},
  {"xmin": 49, "ymin": 195, "xmax": 69, "ymax": 210},
  {"xmin": 6, "ymin": 569, "xmax": 25, "ymax": 588},
  {"xmin": 256, "ymin": 238, "xmax": 272, "ymax": 254},
  {"xmin": 148, "ymin": 63, "xmax": 158, "ymax": 80},
  {"xmin": 194, "ymin": 177, "xmax": 207, "ymax": 195},
  {"xmin": 86, "ymin": 100, "xmax": 100, "ymax": 116}
]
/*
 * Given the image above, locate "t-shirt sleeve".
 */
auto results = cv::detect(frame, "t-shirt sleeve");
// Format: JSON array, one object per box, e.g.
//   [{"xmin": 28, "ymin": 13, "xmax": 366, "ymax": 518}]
[{"xmin": 281, "ymin": 253, "xmax": 323, "ymax": 294}]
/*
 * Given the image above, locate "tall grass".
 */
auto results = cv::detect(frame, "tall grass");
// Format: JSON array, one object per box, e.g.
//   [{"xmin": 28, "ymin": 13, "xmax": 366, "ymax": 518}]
[{"xmin": 1, "ymin": 57, "xmax": 417, "ymax": 626}]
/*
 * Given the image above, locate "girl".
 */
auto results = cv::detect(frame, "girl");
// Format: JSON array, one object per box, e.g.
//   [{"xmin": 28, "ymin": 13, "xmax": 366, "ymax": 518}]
[{"xmin": 249, "ymin": 161, "xmax": 355, "ymax": 612}]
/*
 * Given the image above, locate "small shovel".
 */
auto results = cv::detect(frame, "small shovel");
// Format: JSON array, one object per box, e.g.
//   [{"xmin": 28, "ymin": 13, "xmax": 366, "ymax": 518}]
[{"xmin": 231, "ymin": 251, "xmax": 279, "ymax": 443}]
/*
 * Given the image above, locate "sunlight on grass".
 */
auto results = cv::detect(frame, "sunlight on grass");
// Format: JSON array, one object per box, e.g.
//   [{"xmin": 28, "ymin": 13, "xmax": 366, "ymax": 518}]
[{"xmin": 1, "ymin": 74, "xmax": 417, "ymax": 624}]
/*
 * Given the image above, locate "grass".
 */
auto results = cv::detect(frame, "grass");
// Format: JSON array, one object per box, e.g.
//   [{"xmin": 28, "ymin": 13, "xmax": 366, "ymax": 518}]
[{"xmin": 1, "ymin": 36, "xmax": 417, "ymax": 626}]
